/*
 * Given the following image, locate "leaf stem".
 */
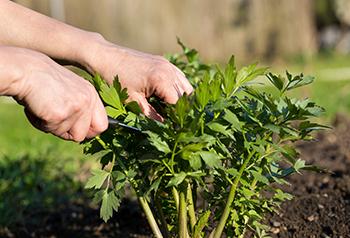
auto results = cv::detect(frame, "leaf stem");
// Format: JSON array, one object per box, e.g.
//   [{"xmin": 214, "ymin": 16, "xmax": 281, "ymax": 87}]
[
  {"xmin": 170, "ymin": 140, "xmax": 179, "ymax": 173},
  {"xmin": 139, "ymin": 196, "xmax": 163, "ymax": 238},
  {"xmin": 212, "ymin": 151, "xmax": 254, "ymax": 238}
]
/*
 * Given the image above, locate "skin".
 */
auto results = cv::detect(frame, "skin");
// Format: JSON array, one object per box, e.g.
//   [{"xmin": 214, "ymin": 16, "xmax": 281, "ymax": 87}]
[{"xmin": 0, "ymin": 0, "xmax": 193, "ymax": 142}]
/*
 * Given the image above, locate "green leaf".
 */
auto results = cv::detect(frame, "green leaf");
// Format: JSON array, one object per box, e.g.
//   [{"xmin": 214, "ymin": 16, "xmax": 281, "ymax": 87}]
[
  {"xmin": 85, "ymin": 169, "xmax": 110, "ymax": 189},
  {"xmin": 113, "ymin": 76, "xmax": 128, "ymax": 102},
  {"xmin": 188, "ymin": 154, "xmax": 202, "ymax": 170},
  {"xmin": 286, "ymin": 74, "xmax": 314, "ymax": 91},
  {"xmin": 207, "ymin": 122, "xmax": 230, "ymax": 136},
  {"xmin": 267, "ymin": 73, "xmax": 284, "ymax": 91},
  {"xmin": 99, "ymin": 83, "xmax": 123, "ymax": 110},
  {"xmin": 226, "ymin": 168, "xmax": 239, "ymax": 177},
  {"xmin": 126, "ymin": 101, "xmax": 142, "ymax": 114},
  {"xmin": 222, "ymin": 55, "xmax": 237, "ymax": 95},
  {"xmin": 251, "ymin": 170, "xmax": 269, "ymax": 184},
  {"xmin": 175, "ymin": 95, "xmax": 190, "ymax": 127},
  {"xmin": 167, "ymin": 172, "xmax": 187, "ymax": 187},
  {"xmin": 223, "ymin": 109, "xmax": 241, "ymax": 131},
  {"xmin": 193, "ymin": 210, "xmax": 211, "ymax": 238},
  {"xmin": 144, "ymin": 131, "xmax": 171, "ymax": 154},
  {"xmin": 105, "ymin": 106, "xmax": 125, "ymax": 119},
  {"xmin": 198, "ymin": 151, "xmax": 222, "ymax": 168},
  {"xmin": 100, "ymin": 190, "xmax": 120, "ymax": 222},
  {"xmin": 236, "ymin": 64, "xmax": 267, "ymax": 87},
  {"xmin": 294, "ymin": 159, "xmax": 306, "ymax": 172},
  {"xmin": 195, "ymin": 72, "xmax": 211, "ymax": 109}
]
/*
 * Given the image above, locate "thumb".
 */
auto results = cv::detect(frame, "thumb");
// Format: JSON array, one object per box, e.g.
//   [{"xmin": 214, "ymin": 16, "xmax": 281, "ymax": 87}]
[{"xmin": 128, "ymin": 92, "xmax": 164, "ymax": 122}]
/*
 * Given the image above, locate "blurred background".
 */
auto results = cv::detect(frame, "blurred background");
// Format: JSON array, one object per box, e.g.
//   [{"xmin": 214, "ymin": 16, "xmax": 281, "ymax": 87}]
[{"xmin": 2, "ymin": 0, "xmax": 350, "ymax": 236}]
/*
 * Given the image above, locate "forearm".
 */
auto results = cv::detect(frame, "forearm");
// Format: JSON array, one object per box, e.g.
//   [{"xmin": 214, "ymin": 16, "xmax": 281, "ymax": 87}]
[{"xmin": 0, "ymin": 0, "xmax": 102, "ymax": 66}]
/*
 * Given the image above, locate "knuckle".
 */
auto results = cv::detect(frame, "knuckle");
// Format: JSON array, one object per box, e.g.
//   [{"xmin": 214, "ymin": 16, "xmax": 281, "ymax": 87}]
[
  {"xmin": 43, "ymin": 109, "xmax": 68, "ymax": 123},
  {"xmin": 93, "ymin": 117, "xmax": 109, "ymax": 134},
  {"xmin": 71, "ymin": 132, "xmax": 85, "ymax": 142}
]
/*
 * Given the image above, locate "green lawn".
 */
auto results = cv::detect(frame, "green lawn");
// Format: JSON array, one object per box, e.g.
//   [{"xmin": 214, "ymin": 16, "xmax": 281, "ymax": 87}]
[{"xmin": 0, "ymin": 99, "xmax": 83, "ymax": 158}]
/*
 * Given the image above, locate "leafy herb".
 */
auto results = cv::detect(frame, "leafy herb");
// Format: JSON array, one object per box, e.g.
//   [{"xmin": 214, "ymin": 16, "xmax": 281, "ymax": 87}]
[{"xmin": 83, "ymin": 41, "xmax": 326, "ymax": 237}]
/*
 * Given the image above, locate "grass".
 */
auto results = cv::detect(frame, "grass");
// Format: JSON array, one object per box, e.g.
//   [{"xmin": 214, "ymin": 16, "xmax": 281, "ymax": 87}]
[{"xmin": 0, "ymin": 98, "xmax": 83, "ymax": 158}]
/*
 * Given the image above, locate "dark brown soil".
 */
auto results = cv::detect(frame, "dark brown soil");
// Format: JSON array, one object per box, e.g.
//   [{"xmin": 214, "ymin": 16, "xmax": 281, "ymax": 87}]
[
  {"xmin": 1, "ymin": 115, "xmax": 350, "ymax": 238},
  {"xmin": 0, "ymin": 199, "xmax": 151, "ymax": 238},
  {"xmin": 268, "ymin": 114, "xmax": 350, "ymax": 238}
]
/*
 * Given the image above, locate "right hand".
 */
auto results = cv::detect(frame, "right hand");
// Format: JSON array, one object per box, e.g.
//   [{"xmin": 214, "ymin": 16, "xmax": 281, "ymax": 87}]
[{"xmin": 8, "ymin": 47, "xmax": 108, "ymax": 142}]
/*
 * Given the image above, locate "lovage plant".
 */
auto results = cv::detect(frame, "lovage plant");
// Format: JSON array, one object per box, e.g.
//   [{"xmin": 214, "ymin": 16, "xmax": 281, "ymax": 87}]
[{"xmin": 83, "ymin": 42, "xmax": 325, "ymax": 238}]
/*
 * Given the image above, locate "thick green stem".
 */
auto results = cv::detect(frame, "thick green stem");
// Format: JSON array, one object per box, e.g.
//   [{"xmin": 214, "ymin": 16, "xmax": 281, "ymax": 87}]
[
  {"xmin": 155, "ymin": 196, "xmax": 170, "ymax": 238},
  {"xmin": 212, "ymin": 152, "xmax": 254, "ymax": 238},
  {"xmin": 179, "ymin": 189, "xmax": 188, "ymax": 238},
  {"xmin": 172, "ymin": 187, "xmax": 180, "ymax": 212},
  {"xmin": 187, "ymin": 183, "xmax": 197, "ymax": 231},
  {"xmin": 139, "ymin": 196, "xmax": 163, "ymax": 238}
]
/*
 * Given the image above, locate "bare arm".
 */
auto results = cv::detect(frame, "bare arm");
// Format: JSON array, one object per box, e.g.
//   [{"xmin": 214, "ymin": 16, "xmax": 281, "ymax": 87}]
[
  {"xmin": 0, "ymin": 0, "xmax": 193, "ymax": 121},
  {"xmin": 0, "ymin": 0, "xmax": 98, "ymax": 64}
]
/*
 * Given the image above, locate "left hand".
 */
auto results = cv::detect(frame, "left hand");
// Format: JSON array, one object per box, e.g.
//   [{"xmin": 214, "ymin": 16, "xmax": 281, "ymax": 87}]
[{"xmin": 82, "ymin": 39, "xmax": 193, "ymax": 121}]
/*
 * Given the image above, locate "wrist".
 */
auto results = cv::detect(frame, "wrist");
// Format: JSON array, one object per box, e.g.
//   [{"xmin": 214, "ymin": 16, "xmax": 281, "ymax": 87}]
[
  {"xmin": 0, "ymin": 46, "xmax": 26, "ymax": 97},
  {"xmin": 78, "ymin": 33, "xmax": 124, "ymax": 76}
]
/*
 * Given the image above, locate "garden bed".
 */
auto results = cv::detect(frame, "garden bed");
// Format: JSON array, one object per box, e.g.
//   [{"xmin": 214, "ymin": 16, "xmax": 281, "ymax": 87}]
[{"xmin": 1, "ymin": 115, "xmax": 350, "ymax": 238}]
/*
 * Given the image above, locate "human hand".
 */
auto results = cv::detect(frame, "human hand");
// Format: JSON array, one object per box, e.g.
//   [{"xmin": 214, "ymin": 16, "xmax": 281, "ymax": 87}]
[
  {"xmin": 4, "ymin": 47, "xmax": 108, "ymax": 142},
  {"xmin": 83, "ymin": 39, "xmax": 193, "ymax": 121}
]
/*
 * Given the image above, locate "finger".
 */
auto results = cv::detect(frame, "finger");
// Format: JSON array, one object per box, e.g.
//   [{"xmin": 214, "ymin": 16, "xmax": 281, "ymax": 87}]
[
  {"xmin": 87, "ymin": 97, "xmax": 108, "ymax": 138},
  {"xmin": 129, "ymin": 92, "xmax": 164, "ymax": 122},
  {"xmin": 173, "ymin": 66, "xmax": 193, "ymax": 95},
  {"xmin": 68, "ymin": 111, "xmax": 92, "ymax": 142}
]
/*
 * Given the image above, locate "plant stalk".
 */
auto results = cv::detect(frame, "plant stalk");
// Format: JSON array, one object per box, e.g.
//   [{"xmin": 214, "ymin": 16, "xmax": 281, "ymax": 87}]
[
  {"xmin": 139, "ymin": 196, "xmax": 163, "ymax": 238},
  {"xmin": 172, "ymin": 187, "xmax": 180, "ymax": 211},
  {"xmin": 179, "ymin": 189, "xmax": 188, "ymax": 238},
  {"xmin": 187, "ymin": 183, "xmax": 197, "ymax": 231},
  {"xmin": 211, "ymin": 152, "xmax": 254, "ymax": 238},
  {"xmin": 155, "ymin": 195, "xmax": 170, "ymax": 238}
]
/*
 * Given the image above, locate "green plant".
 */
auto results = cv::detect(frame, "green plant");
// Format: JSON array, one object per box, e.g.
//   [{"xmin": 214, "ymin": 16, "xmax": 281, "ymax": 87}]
[{"xmin": 83, "ymin": 42, "xmax": 325, "ymax": 238}]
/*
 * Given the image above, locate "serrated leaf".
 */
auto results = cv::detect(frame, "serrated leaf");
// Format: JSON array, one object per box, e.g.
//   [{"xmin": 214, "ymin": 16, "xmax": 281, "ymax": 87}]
[
  {"xmin": 226, "ymin": 168, "xmax": 239, "ymax": 177},
  {"xmin": 113, "ymin": 76, "xmax": 128, "ymax": 102},
  {"xmin": 207, "ymin": 122, "xmax": 230, "ymax": 136},
  {"xmin": 294, "ymin": 159, "xmax": 306, "ymax": 172},
  {"xmin": 85, "ymin": 169, "xmax": 110, "ymax": 189},
  {"xmin": 105, "ymin": 106, "xmax": 124, "ymax": 118},
  {"xmin": 286, "ymin": 74, "xmax": 314, "ymax": 91},
  {"xmin": 198, "ymin": 151, "xmax": 222, "ymax": 168},
  {"xmin": 175, "ymin": 95, "xmax": 190, "ymax": 127},
  {"xmin": 222, "ymin": 55, "xmax": 237, "ymax": 95},
  {"xmin": 144, "ymin": 131, "xmax": 171, "ymax": 154},
  {"xmin": 126, "ymin": 101, "xmax": 142, "ymax": 114},
  {"xmin": 251, "ymin": 170, "xmax": 269, "ymax": 184},
  {"xmin": 223, "ymin": 109, "xmax": 241, "ymax": 131},
  {"xmin": 267, "ymin": 73, "xmax": 284, "ymax": 91},
  {"xmin": 100, "ymin": 190, "xmax": 120, "ymax": 222},
  {"xmin": 167, "ymin": 172, "xmax": 187, "ymax": 187},
  {"xmin": 188, "ymin": 154, "xmax": 202, "ymax": 170},
  {"xmin": 99, "ymin": 83, "xmax": 123, "ymax": 110},
  {"xmin": 195, "ymin": 72, "xmax": 210, "ymax": 109}
]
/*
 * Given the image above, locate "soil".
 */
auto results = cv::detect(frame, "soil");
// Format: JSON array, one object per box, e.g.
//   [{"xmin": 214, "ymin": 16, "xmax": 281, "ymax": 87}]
[
  {"xmin": 1, "ymin": 115, "xmax": 350, "ymax": 238},
  {"xmin": 268, "ymin": 114, "xmax": 350, "ymax": 238}
]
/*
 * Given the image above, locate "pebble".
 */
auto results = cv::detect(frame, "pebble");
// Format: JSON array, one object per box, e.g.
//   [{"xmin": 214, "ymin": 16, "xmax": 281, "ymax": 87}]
[{"xmin": 273, "ymin": 221, "xmax": 281, "ymax": 227}]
